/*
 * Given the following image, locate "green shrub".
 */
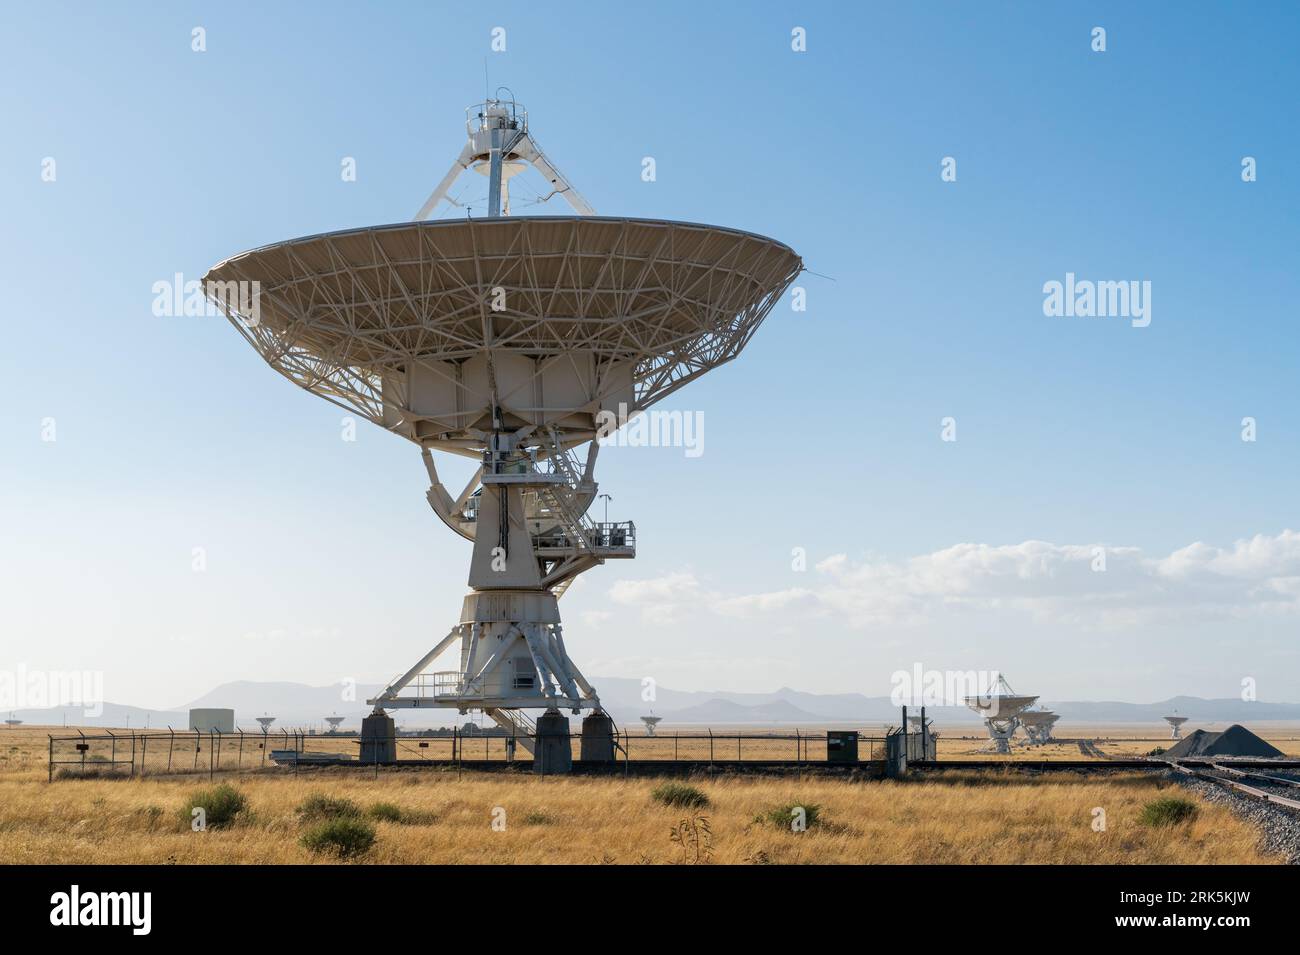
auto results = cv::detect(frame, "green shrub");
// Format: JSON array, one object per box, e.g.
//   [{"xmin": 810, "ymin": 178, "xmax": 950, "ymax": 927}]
[
  {"xmin": 522, "ymin": 810, "xmax": 555, "ymax": 825},
  {"xmin": 366, "ymin": 802, "xmax": 403, "ymax": 823},
  {"xmin": 754, "ymin": 801, "xmax": 822, "ymax": 831},
  {"xmin": 651, "ymin": 782, "xmax": 709, "ymax": 809},
  {"xmin": 1139, "ymin": 797, "xmax": 1198, "ymax": 827},
  {"xmin": 296, "ymin": 793, "xmax": 361, "ymax": 822},
  {"xmin": 300, "ymin": 817, "xmax": 376, "ymax": 858},
  {"xmin": 181, "ymin": 783, "xmax": 247, "ymax": 830}
]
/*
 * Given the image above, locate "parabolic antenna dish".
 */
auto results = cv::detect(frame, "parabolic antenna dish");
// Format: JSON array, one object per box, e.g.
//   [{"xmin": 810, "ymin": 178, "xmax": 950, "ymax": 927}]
[
  {"xmin": 964, "ymin": 675, "xmax": 1038, "ymax": 719},
  {"xmin": 205, "ymin": 94, "xmax": 803, "ymax": 755},
  {"xmin": 965, "ymin": 695, "xmax": 1038, "ymax": 718},
  {"xmin": 1018, "ymin": 710, "xmax": 1056, "ymax": 726},
  {"xmin": 1164, "ymin": 716, "xmax": 1189, "ymax": 726},
  {"xmin": 204, "ymin": 216, "xmax": 801, "ymax": 452}
]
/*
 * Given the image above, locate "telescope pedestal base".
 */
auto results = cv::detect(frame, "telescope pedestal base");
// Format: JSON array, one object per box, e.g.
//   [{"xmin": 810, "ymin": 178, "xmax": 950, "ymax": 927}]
[
  {"xmin": 533, "ymin": 710, "xmax": 572, "ymax": 775},
  {"xmin": 579, "ymin": 711, "xmax": 617, "ymax": 763},
  {"xmin": 983, "ymin": 718, "xmax": 1018, "ymax": 755},
  {"xmin": 360, "ymin": 712, "xmax": 396, "ymax": 764}
]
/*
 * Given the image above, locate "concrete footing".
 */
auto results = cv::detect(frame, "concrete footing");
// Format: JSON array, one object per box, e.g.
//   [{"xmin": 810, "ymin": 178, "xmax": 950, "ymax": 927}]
[
  {"xmin": 359, "ymin": 712, "xmax": 396, "ymax": 764},
  {"xmin": 533, "ymin": 710, "xmax": 572, "ymax": 775},
  {"xmin": 579, "ymin": 711, "xmax": 617, "ymax": 763}
]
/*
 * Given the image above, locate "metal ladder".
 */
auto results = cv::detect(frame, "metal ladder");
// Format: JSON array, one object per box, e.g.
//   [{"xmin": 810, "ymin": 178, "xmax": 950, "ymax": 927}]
[{"xmin": 485, "ymin": 708, "xmax": 537, "ymax": 755}]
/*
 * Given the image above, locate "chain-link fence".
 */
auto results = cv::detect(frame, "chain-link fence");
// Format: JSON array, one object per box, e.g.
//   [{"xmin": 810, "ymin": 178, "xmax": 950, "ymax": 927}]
[{"xmin": 48, "ymin": 727, "xmax": 900, "ymax": 780}]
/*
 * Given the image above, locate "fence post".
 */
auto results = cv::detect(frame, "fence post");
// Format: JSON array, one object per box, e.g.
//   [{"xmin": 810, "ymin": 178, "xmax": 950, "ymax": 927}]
[
  {"xmin": 48, "ymin": 735, "xmax": 53, "ymax": 783},
  {"xmin": 708, "ymin": 729, "xmax": 713, "ymax": 767},
  {"xmin": 920, "ymin": 705, "xmax": 928, "ymax": 760},
  {"xmin": 167, "ymin": 727, "xmax": 174, "ymax": 773},
  {"xmin": 130, "ymin": 731, "xmax": 137, "ymax": 778},
  {"xmin": 209, "ymin": 732, "xmax": 215, "ymax": 782},
  {"xmin": 140, "ymin": 734, "xmax": 148, "ymax": 777},
  {"xmin": 79, "ymin": 729, "xmax": 86, "ymax": 774}
]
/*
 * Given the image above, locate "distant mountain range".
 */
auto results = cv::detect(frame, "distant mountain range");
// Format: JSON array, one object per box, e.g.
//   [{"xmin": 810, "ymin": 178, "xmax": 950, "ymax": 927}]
[{"xmin": 9, "ymin": 679, "xmax": 1300, "ymax": 731}]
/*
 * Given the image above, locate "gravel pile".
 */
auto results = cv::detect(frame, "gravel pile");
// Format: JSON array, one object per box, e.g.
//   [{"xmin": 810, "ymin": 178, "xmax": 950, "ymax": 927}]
[
  {"xmin": 1175, "ymin": 772, "xmax": 1300, "ymax": 864},
  {"xmin": 1164, "ymin": 724, "xmax": 1284, "ymax": 759}
]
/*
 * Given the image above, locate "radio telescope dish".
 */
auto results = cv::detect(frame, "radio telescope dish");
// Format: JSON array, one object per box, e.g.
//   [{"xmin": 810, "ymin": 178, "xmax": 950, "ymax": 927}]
[
  {"xmin": 205, "ymin": 95, "xmax": 800, "ymax": 769},
  {"xmin": 1018, "ymin": 709, "xmax": 1058, "ymax": 745},
  {"xmin": 641, "ymin": 714, "xmax": 662, "ymax": 737},
  {"xmin": 255, "ymin": 716, "xmax": 276, "ymax": 733},
  {"xmin": 206, "ymin": 215, "xmax": 799, "ymax": 449},
  {"xmin": 965, "ymin": 675, "xmax": 1038, "ymax": 754},
  {"xmin": 1164, "ymin": 715, "xmax": 1189, "ymax": 740},
  {"xmin": 325, "ymin": 716, "xmax": 345, "ymax": 734}
]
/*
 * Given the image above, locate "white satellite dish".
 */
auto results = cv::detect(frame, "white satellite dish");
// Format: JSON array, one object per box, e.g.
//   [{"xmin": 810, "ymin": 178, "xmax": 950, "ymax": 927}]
[
  {"xmin": 640, "ymin": 714, "xmax": 662, "ymax": 737},
  {"xmin": 965, "ymin": 675, "xmax": 1038, "ymax": 754},
  {"xmin": 1018, "ymin": 709, "xmax": 1059, "ymax": 745},
  {"xmin": 206, "ymin": 93, "xmax": 800, "ymax": 771},
  {"xmin": 1163, "ymin": 715, "xmax": 1189, "ymax": 740}
]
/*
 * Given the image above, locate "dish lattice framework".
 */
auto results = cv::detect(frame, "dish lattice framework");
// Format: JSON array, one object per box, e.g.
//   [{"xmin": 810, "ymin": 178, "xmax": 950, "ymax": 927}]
[{"xmin": 208, "ymin": 216, "xmax": 800, "ymax": 449}]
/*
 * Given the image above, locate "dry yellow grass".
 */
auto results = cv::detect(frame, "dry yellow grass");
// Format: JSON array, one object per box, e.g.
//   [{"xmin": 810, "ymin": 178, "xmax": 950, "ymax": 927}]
[
  {"xmin": 0, "ymin": 725, "xmax": 1288, "ymax": 864},
  {"xmin": 0, "ymin": 743, "xmax": 1274, "ymax": 865}
]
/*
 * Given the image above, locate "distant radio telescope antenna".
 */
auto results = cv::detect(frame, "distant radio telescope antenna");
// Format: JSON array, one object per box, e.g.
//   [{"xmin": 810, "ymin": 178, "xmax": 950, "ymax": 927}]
[
  {"xmin": 256, "ymin": 716, "xmax": 276, "ymax": 734},
  {"xmin": 1164, "ymin": 714, "xmax": 1188, "ymax": 740},
  {"xmin": 4, "ymin": 712, "xmax": 21, "ymax": 727},
  {"xmin": 1018, "ymin": 709, "xmax": 1059, "ymax": 745},
  {"xmin": 641, "ymin": 713, "xmax": 662, "ymax": 737},
  {"xmin": 964, "ymin": 675, "xmax": 1038, "ymax": 754},
  {"xmin": 325, "ymin": 715, "xmax": 345, "ymax": 734},
  {"xmin": 205, "ymin": 92, "xmax": 800, "ymax": 771}
]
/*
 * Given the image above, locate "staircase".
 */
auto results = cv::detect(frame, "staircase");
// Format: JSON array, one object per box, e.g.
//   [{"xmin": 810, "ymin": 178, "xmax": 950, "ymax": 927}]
[
  {"xmin": 538, "ymin": 431, "xmax": 600, "ymax": 553},
  {"xmin": 537, "ymin": 484, "xmax": 597, "ymax": 556},
  {"xmin": 485, "ymin": 708, "xmax": 536, "ymax": 755}
]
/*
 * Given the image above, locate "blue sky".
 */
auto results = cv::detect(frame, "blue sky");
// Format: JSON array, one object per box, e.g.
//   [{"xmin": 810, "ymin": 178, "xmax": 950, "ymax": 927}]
[{"xmin": 2, "ymin": 2, "xmax": 1298, "ymax": 709}]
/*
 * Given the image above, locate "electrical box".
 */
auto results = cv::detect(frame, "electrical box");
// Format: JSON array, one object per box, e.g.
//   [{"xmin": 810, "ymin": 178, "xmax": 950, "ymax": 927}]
[{"xmin": 827, "ymin": 730, "xmax": 859, "ymax": 763}]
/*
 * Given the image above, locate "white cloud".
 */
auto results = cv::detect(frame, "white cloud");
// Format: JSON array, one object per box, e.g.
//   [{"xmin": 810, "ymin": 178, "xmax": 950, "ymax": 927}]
[
  {"xmin": 580, "ymin": 610, "xmax": 614, "ymax": 628},
  {"xmin": 598, "ymin": 530, "xmax": 1300, "ymax": 631},
  {"xmin": 1153, "ymin": 529, "xmax": 1300, "ymax": 580},
  {"xmin": 609, "ymin": 571, "xmax": 703, "ymax": 605},
  {"xmin": 712, "ymin": 588, "xmax": 817, "ymax": 617},
  {"xmin": 608, "ymin": 571, "xmax": 708, "ymax": 624}
]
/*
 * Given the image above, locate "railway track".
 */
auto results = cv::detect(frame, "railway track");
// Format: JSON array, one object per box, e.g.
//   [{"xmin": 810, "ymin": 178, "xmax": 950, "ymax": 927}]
[{"xmin": 1174, "ymin": 760, "xmax": 1300, "ymax": 812}]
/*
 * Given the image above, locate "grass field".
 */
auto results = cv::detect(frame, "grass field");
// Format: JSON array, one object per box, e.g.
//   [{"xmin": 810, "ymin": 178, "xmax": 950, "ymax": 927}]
[{"xmin": 0, "ymin": 725, "xmax": 1289, "ymax": 864}]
